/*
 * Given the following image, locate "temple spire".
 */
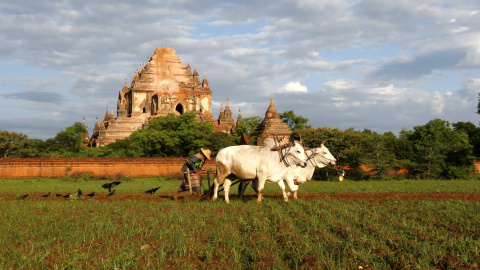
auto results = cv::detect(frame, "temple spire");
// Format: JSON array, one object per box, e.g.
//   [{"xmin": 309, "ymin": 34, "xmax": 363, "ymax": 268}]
[
  {"xmin": 254, "ymin": 98, "xmax": 291, "ymax": 146},
  {"xmin": 224, "ymin": 99, "xmax": 233, "ymax": 119},
  {"xmin": 94, "ymin": 117, "xmax": 99, "ymax": 132},
  {"xmin": 202, "ymin": 76, "xmax": 209, "ymax": 88},
  {"xmin": 237, "ymin": 109, "xmax": 243, "ymax": 123},
  {"xmin": 265, "ymin": 98, "xmax": 278, "ymax": 119},
  {"xmin": 104, "ymin": 107, "xmax": 110, "ymax": 121}
]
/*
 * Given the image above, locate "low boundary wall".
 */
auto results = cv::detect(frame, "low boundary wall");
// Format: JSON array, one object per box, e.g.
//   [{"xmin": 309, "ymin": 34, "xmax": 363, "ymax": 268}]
[
  {"xmin": 1, "ymin": 158, "xmax": 479, "ymax": 179},
  {"xmin": 0, "ymin": 158, "xmax": 216, "ymax": 179}
]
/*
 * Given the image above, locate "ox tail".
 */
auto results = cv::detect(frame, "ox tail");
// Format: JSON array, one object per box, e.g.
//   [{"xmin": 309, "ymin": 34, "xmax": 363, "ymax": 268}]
[{"xmin": 211, "ymin": 163, "xmax": 229, "ymax": 202}]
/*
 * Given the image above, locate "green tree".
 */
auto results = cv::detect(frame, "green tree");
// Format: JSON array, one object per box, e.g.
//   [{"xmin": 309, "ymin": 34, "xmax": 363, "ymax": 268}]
[
  {"xmin": 407, "ymin": 119, "xmax": 474, "ymax": 179},
  {"xmin": 385, "ymin": 130, "xmax": 416, "ymax": 178},
  {"xmin": 206, "ymin": 132, "xmax": 235, "ymax": 156},
  {"xmin": 361, "ymin": 129, "xmax": 395, "ymax": 178},
  {"xmin": 453, "ymin": 121, "xmax": 480, "ymax": 158},
  {"xmin": 44, "ymin": 122, "xmax": 88, "ymax": 156},
  {"xmin": 279, "ymin": 110, "xmax": 312, "ymax": 130},
  {"xmin": 477, "ymin": 93, "xmax": 480, "ymax": 115},
  {"xmin": 0, "ymin": 131, "xmax": 27, "ymax": 158},
  {"xmin": 117, "ymin": 129, "xmax": 166, "ymax": 157},
  {"xmin": 231, "ymin": 116, "xmax": 262, "ymax": 144},
  {"xmin": 16, "ymin": 139, "xmax": 45, "ymax": 157},
  {"xmin": 294, "ymin": 127, "xmax": 368, "ymax": 180},
  {"xmin": 105, "ymin": 112, "xmax": 214, "ymax": 157},
  {"xmin": 0, "ymin": 131, "xmax": 43, "ymax": 158}
]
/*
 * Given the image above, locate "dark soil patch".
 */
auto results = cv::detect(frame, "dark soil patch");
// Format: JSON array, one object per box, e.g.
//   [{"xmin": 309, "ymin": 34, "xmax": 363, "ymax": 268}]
[{"xmin": 2, "ymin": 192, "xmax": 480, "ymax": 202}]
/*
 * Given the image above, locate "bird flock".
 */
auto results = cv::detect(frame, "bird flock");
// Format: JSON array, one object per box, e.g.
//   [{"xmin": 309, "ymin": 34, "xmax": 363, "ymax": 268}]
[{"xmin": 15, "ymin": 181, "xmax": 161, "ymax": 200}]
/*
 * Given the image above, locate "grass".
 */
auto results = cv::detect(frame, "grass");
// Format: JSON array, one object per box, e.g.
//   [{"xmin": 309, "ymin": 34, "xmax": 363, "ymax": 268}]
[
  {"xmin": 1, "ymin": 177, "xmax": 480, "ymax": 194},
  {"xmin": 0, "ymin": 178, "xmax": 480, "ymax": 269}
]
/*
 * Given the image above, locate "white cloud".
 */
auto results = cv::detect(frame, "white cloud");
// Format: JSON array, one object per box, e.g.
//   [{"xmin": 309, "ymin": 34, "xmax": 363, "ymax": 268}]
[
  {"xmin": 279, "ymin": 81, "xmax": 308, "ymax": 93},
  {"xmin": 1, "ymin": 0, "xmax": 480, "ymax": 139},
  {"xmin": 458, "ymin": 45, "xmax": 480, "ymax": 67},
  {"xmin": 451, "ymin": 26, "xmax": 470, "ymax": 34},
  {"xmin": 323, "ymin": 79, "xmax": 360, "ymax": 91}
]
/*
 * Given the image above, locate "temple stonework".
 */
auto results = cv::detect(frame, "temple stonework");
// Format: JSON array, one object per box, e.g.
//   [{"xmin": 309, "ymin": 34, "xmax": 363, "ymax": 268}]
[
  {"xmin": 89, "ymin": 47, "xmax": 239, "ymax": 146},
  {"xmin": 254, "ymin": 99, "xmax": 292, "ymax": 146}
]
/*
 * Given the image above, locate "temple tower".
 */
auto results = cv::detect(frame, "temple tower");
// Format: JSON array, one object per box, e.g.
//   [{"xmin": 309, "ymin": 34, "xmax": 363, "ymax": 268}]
[
  {"xmin": 254, "ymin": 99, "xmax": 292, "ymax": 146},
  {"xmin": 92, "ymin": 47, "xmax": 237, "ymax": 146}
]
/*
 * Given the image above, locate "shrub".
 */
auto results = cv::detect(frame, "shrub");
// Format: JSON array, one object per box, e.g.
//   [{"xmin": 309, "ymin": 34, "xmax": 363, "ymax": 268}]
[{"xmin": 444, "ymin": 166, "xmax": 472, "ymax": 180}]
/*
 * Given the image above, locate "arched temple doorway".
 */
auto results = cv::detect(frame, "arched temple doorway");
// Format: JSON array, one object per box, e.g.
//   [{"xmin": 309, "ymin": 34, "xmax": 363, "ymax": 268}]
[
  {"xmin": 152, "ymin": 95, "xmax": 159, "ymax": 115},
  {"xmin": 175, "ymin": 103, "xmax": 184, "ymax": 115}
]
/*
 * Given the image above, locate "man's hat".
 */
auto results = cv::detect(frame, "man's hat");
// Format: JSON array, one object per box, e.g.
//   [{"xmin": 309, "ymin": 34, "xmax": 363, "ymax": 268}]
[{"xmin": 200, "ymin": 148, "xmax": 211, "ymax": 160}]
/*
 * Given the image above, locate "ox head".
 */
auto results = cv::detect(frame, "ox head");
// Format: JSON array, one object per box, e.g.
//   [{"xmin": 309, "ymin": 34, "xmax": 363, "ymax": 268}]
[
  {"xmin": 288, "ymin": 140, "xmax": 308, "ymax": 167},
  {"xmin": 309, "ymin": 141, "xmax": 337, "ymax": 167},
  {"xmin": 271, "ymin": 140, "xmax": 308, "ymax": 167}
]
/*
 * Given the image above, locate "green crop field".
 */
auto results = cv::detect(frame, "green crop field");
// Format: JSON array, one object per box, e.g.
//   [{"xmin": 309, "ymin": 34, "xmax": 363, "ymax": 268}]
[{"xmin": 1, "ymin": 178, "xmax": 479, "ymax": 269}]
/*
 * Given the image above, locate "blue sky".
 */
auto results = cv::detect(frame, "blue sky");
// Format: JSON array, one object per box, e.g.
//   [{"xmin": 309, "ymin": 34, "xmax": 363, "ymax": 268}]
[{"xmin": 1, "ymin": 0, "xmax": 479, "ymax": 139}]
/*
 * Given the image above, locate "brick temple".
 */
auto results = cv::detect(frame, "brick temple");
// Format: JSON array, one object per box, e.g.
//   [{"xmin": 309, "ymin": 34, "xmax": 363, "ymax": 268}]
[
  {"xmin": 88, "ymin": 47, "xmax": 240, "ymax": 147},
  {"xmin": 254, "ymin": 98, "xmax": 292, "ymax": 146}
]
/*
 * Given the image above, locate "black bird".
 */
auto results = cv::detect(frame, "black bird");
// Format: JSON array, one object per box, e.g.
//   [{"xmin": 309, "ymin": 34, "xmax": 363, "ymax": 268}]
[
  {"xmin": 86, "ymin": 192, "xmax": 95, "ymax": 198},
  {"xmin": 41, "ymin": 192, "xmax": 51, "ymax": 198},
  {"xmin": 17, "ymin": 194, "xmax": 29, "ymax": 200},
  {"xmin": 102, "ymin": 181, "xmax": 121, "ymax": 192},
  {"xmin": 77, "ymin": 189, "xmax": 82, "ymax": 196},
  {"xmin": 145, "ymin": 187, "xmax": 160, "ymax": 195},
  {"xmin": 105, "ymin": 190, "xmax": 116, "ymax": 198},
  {"xmin": 62, "ymin": 193, "xmax": 70, "ymax": 199},
  {"xmin": 56, "ymin": 194, "xmax": 62, "ymax": 198}
]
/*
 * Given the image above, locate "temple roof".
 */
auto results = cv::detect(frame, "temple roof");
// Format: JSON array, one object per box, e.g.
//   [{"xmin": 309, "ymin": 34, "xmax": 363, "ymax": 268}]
[
  {"xmin": 254, "ymin": 99, "xmax": 291, "ymax": 145},
  {"xmin": 129, "ymin": 47, "xmax": 209, "ymax": 95}
]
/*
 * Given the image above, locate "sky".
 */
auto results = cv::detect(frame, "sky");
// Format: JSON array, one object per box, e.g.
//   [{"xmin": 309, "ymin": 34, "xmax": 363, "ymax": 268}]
[{"xmin": 1, "ymin": 0, "xmax": 479, "ymax": 140}]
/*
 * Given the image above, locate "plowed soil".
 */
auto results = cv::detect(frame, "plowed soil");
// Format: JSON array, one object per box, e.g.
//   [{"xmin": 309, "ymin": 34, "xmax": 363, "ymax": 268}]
[{"xmin": 5, "ymin": 192, "xmax": 480, "ymax": 202}]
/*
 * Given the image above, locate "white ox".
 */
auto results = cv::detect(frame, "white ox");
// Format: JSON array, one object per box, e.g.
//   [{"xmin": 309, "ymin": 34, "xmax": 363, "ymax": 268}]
[
  {"xmin": 279, "ymin": 142, "xmax": 337, "ymax": 199},
  {"xmin": 212, "ymin": 138, "xmax": 308, "ymax": 203},
  {"xmin": 239, "ymin": 142, "xmax": 337, "ymax": 200}
]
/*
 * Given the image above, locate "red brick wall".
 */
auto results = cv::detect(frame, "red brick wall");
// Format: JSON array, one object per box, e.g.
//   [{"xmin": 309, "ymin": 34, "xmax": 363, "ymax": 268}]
[
  {"xmin": 0, "ymin": 158, "xmax": 216, "ymax": 179},
  {"xmin": 1, "ymin": 158, "xmax": 478, "ymax": 179}
]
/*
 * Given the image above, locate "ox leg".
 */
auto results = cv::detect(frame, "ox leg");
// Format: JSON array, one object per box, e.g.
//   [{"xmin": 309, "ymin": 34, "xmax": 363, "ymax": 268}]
[
  {"xmin": 284, "ymin": 177, "xmax": 299, "ymax": 200},
  {"xmin": 238, "ymin": 181, "xmax": 250, "ymax": 199},
  {"xmin": 251, "ymin": 179, "xmax": 259, "ymax": 194},
  {"xmin": 212, "ymin": 177, "xmax": 220, "ymax": 202},
  {"xmin": 212, "ymin": 163, "xmax": 231, "ymax": 202},
  {"xmin": 277, "ymin": 180, "xmax": 289, "ymax": 202},
  {"xmin": 292, "ymin": 188, "xmax": 298, "ymax": 199},
  {"xmin": 223, "ymin": 178, "xmax": 233, "ymax": 204},
  {"xmin": 256, "ymin": 180, "xmax": 266, "ymax": 203},
  {"xmin": 212, "ymin": 175, "xmax": 226, "ymax": 202}
]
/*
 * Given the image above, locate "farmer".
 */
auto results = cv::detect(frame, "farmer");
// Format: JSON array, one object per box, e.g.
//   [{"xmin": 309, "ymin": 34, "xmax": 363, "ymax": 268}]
[{"xmin": 172, "ymin": 148, "xmax": 211, "ymax": 200}]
